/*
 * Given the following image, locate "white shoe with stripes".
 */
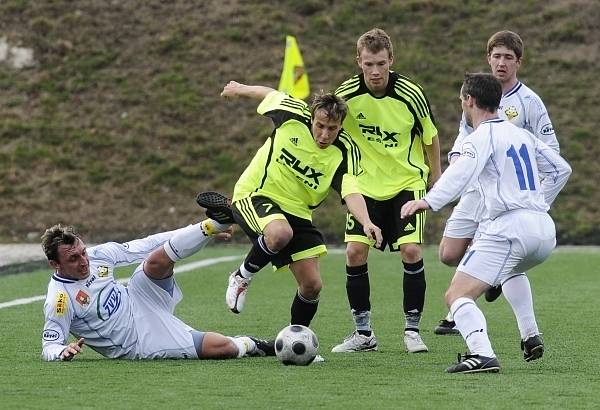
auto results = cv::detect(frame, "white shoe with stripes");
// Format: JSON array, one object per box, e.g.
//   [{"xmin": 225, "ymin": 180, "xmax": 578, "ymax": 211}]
[{"xmin": 445, "ymin": 353, "xmax": 500, "ymax": 373}]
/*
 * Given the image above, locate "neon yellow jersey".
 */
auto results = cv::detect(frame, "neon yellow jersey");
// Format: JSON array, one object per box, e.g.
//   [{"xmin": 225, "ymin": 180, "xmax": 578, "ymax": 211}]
[
  {"xmin": 336, "ymin": 72, "xmax": 438, "ymax": 199},
  {"xmin": 232, "ymin": 91, "xmax": 362, "ymax": 220}
]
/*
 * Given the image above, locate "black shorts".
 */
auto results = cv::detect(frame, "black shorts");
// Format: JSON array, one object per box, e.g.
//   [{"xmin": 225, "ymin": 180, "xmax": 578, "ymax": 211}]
[
  {"xmin": 344, "ymin": 189, "xmax": 426, "ymax": 251},
  {"xmin": 232, "ymin": 196, "xmax": 327, "ymax": 270}
]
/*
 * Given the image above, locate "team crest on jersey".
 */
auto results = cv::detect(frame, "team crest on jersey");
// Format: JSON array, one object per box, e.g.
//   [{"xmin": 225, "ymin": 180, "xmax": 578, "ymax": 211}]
[
  {"xmin": 97, "ymin": 266, "xmax": 109, "ymax": 277},
  {"xmin": 55, "ymin": 292, "xmax": 67, "ymax": 316},
  {"xmin": 76, "ymin": 290, "xmax": 90, "ymax": 307},
  {"xmin": 504, "ymin": 106, "xmax": 519, "ymax": 121}
]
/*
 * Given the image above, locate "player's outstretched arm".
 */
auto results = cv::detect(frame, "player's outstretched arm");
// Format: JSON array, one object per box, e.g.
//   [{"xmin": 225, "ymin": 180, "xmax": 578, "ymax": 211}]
[
  {"xmin": 60, "ymin": 338, "xmax": 85, "ymax": 361},
  {"xmin": 221, "ymin": 81, "xmax": 274, "ymax": 100}
]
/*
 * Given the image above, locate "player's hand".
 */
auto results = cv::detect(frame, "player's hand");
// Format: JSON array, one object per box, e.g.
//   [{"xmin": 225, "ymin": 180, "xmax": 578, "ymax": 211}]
[
  {"xmin": 60, "ymin": 338, "xmax": 84, "ymax": 361},
  {"xmin": 221, "ymin": 81, "xmax": 244, "ymax": 98},
  {"xmin": 363, "ymin": 222, "xmax": 383, "ymax": 248},
  {"xmin": 400, "ymin": 199, "xmax": 430, "ymax": 219},
  {"xmin": 215, "ymin": 226, "xmax": 234, "ymax": 241}
]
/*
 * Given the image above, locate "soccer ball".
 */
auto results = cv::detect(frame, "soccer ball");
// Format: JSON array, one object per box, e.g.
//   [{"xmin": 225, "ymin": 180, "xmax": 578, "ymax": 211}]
[{"xmin": 274, "ymin": 325, "xmax": 319, "ymax": 366}]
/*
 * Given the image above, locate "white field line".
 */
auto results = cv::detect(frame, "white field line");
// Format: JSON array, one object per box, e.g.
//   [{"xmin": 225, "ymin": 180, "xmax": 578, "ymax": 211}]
[{"xmin": 0, "ymin": 254, "xmax": 243, "ymax": 310}]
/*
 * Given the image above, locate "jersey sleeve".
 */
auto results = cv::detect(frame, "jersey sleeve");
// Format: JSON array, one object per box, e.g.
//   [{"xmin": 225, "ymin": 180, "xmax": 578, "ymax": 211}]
[
  {"xmin": 395, "ymin": 77, "xmax": 438, "ymax": 145},
  {"xmin": 41, "ymin": 288, "xmax": 73, "ymax": 361},
  {"xmin": 257, "ymin": 91, "xmax": 311, "ymax": 127},
  {"xmin": 449, "ymin": 112, "xmax": 474, "ymax": 163},
  {"xmin": 425, "ymin": 131, "xmax": 490, "ymax": 211},
  {"xmin": 526, "ymin": 95, "xmax": 560, "ymax": 153},
  {"xmin": 534, "ymin": 138, "xmax": 571, "ymax": 206}
]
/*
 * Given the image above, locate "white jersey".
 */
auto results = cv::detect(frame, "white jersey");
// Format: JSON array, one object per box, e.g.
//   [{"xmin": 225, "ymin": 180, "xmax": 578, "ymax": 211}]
[
  {"xmin": 425, "ymin": 119, "xmax": 571, "ymax": 219},
  {"xmin": 42, "ymin": 230, "xmax": 175, "ymax": 361},
  {"xmin": 451, "ymin": 81, "xmax": 559, "ymax": 160}
]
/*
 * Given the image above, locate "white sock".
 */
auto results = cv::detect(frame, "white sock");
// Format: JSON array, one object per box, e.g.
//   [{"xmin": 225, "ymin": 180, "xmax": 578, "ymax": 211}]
[
  {"xmin": 502, "ymin": 274, "xmax": 539, "ymax": 340},
  {"xmin": 228, "ymin": 336, "xmax": 255, "ymax": 358},
  {"xmin": 163, "ymin": 223, "xmax": 212, "ymax": 261},
  {"xmin": 450, "ymin": 297, "xmax": 495, "ymax": 358},
  {"xmin": 239, "ymin": 264, "xmax": 255, "ymax": 279},
  {"xmin": 446, "ymin": 311, "xmax": 453, "ymax": 322}
]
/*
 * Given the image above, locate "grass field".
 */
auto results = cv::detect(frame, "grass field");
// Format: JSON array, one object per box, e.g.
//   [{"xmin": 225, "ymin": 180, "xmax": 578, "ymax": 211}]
[{"xmin": 0, "ymin": 245, "xmax": 598, "ymax": 409}]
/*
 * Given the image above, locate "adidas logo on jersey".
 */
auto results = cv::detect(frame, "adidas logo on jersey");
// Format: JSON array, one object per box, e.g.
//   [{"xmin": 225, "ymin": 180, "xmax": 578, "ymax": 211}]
[
  {"xmin": 356, "ymin": 112, "xmax": 366, "ymax": 120},
  {"xmin": 404, "ymin": 223, "xmax": 415, "ymax": 232},
  {"xmin": 290, "ymin": 137, "xmax": 299, "ymax": 146}
]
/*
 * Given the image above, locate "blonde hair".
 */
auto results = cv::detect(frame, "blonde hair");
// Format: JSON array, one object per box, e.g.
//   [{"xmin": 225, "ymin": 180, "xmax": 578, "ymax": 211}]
[
  {"xmin": 357, "ymin": 28, "xmax": 393, "ymax": 59},
  {"xmin": 310, "ymin": 92, "xmax": 348, "ymax": 123}
]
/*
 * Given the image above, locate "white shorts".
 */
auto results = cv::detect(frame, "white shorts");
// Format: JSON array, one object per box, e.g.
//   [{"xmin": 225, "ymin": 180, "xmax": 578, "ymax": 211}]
[
  {"xmin": 128, "ymin": 268, "xmax": 199, "ymax": 359},
  {"xmin": 443, "ymin": 190, "xmax": 486, "ymax": 239},
  {"xmin": 457, "ymin": 210, "xmax": 556, "ymax": 286}
]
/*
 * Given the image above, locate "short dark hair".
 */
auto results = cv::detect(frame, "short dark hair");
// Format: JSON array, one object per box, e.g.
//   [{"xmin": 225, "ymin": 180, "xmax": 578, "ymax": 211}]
[
  {"xmin": 41, "ymin": 224, "xmax": 79, "ymax": 261},
  {"xmin": 357, "ymin": 28, "xmax": 393, "ymax": 59},
  {"xmin": 310, "ymin": 92, "xmax": 348, "ymax": 123},
  {"xmin": 487, "ymin": 30, "xmax": 524, "ymax": 60},
  {"xmin": 461, "ymin": 73, "xmax": 502, "ymax": 113}
]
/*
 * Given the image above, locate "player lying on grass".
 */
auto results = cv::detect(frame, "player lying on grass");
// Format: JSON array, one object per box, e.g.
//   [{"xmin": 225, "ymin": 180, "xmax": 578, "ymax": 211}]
[{"xmin": 41, "ymin": 200, "xmax": 274, "ymax": 361}]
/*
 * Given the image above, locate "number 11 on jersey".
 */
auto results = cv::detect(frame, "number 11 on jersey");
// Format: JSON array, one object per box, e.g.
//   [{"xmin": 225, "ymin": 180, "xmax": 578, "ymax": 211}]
[{"xmin": 507, "ymin": 144, "xmax": 536, "ymax": 191}]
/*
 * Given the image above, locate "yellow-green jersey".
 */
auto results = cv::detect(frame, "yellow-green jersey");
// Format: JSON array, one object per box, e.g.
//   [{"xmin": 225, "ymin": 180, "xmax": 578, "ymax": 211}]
[
  {"xmin": 232, "ymin": 91, "xmax": 361, "ymax": 221},
  {"xmin": 336, "ymin": 71, "xmax": 438, "ymax": 200}
]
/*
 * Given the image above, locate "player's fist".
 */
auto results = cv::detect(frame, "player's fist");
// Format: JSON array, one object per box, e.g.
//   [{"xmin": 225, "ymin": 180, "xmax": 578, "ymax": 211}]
[{"xmin": 221, "ymin": 81, "xmax": 244, "ymax": 98}]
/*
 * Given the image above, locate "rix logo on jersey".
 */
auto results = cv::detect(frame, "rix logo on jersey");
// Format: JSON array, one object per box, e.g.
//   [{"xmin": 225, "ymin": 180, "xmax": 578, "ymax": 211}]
[
  {"xmin": 359, "ymin": 125, "xmax": 398, "ymax": 148},
  {"xmin": 277, "ymin": 148, "xmax": 324, "ymax": 190}
]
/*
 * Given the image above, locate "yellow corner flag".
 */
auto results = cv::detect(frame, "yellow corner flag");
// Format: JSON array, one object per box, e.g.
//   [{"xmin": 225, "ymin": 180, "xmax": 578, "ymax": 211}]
[{"xmin": 278, "ymin": 35, "xmax": 310, "ymax": 99}]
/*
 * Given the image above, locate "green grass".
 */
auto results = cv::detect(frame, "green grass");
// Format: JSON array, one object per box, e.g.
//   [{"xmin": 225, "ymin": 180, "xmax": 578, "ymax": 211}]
[{"xmin": 0, "ymin": 245, "xmax": 598, "ymax": 409}]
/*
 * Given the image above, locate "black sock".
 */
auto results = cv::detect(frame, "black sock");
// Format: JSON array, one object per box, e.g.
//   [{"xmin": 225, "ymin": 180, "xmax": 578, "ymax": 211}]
[
  {"xmin": 403, "ymin": 259, "xmax": 426, "ymax": 330},
  {"xmin": 290, "ymin": 290, "xmax": 319, "ymax": 327},
  {"xmin": 242, "ymin": 235, "xmax": 277, "ymax": 274},
  {"xmin": 346, "ymin": 264, "xmax": 371, "ymax": 312}
]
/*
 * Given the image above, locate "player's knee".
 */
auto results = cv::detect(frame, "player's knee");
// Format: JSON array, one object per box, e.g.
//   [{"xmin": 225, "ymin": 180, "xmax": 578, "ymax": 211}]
[
  {"xmin": 143, "ymin": 249, "xmax": 175, "ymax": 279},
  {"xmin": 439, "ymin": 247, "xmax": 462, "ymax": 267},
  {"xmin": 264, "ymin": 225, "xmax": 293, "ymax": 251},
  {"xmin": 400, "ymin": 244, "xmax": 422, "ymax": 262},
  {"xmin": 299, "ymin": 278, "xmax": 322, "ymax": 299},
  {"xmin": 346, "ymin": 243, "xmax": 368, "ymax": 265}
]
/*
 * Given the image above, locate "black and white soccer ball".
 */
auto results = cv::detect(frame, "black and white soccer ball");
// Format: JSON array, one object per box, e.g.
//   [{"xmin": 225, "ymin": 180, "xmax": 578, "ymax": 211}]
[{"xmin": 275, "ymin": 325, "xmax": 319, "ymax": 366}]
